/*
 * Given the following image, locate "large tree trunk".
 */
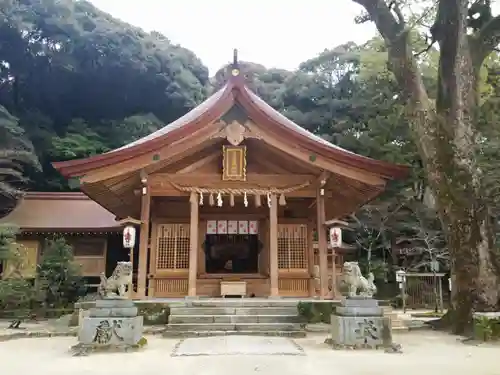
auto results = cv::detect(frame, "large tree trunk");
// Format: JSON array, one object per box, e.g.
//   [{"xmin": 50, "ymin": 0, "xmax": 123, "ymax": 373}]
[{"xmin": 353, "ymin": 0, "xmax": 500, "ymax": 334}]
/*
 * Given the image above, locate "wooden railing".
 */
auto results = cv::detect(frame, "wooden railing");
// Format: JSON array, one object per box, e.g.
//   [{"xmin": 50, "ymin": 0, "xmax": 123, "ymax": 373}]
[
  {"xmin": 278, "ymin": 274, "xmax": 309, "ymax": 297},
  {"xmin": 150, "ymin": 276, "xmax": 189, "ymax": 297}
]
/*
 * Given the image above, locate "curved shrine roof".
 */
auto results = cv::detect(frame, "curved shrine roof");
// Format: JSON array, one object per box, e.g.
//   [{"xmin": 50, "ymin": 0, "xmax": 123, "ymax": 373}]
[{"xmin": 53, "ymin": 62, "xmax": 408, "ymax": 181}]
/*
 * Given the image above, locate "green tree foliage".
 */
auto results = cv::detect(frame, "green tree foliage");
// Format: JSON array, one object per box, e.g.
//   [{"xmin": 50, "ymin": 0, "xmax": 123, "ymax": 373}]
[
  {"xmin": 0, "ymin": 105, "xmax": 39, "ymax": 206},
  {"xmin": 1, "ymin": 0, "xmax": 500, "ymax": 333},
  {"xmin": 0, "ymin": 224, "xmax": 34, "ymax": 324},
  {"xmin": 0, "ymin": 224, "xmax": 19, "ymax": 270},
  {"xmin": 0, "ymin": 0, "xmax": 208, "ymax": 190},
  {"xmin": 351, "ymin": 0, "xmax": 500, "ymax": 333},
  {"xmin": 36, "ymin": 237, "xmax": 86, "ymax": 308}
]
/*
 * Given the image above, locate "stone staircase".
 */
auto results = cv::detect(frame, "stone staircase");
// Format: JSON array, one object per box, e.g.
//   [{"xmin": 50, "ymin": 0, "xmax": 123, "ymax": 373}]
[
  {"xmin": 381, "ymin": 305, "xmax": 406, "ymax": 330},
  {"xmin": 163, "ymin": 299, "xmax": 305, "ymax": 338}
]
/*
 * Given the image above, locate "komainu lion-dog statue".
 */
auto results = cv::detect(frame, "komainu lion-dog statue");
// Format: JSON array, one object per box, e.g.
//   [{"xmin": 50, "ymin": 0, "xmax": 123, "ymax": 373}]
[
  {"xmin": 342, "ymin": 261, "xmax": 377, "ymax": 298},
  {"xmin": 98, "ymin": 261, "xmax": 133, "ymax": 298}
]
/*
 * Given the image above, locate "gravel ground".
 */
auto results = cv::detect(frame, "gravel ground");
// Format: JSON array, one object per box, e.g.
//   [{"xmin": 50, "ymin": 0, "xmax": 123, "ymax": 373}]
[{"xmin": 1, "ymin": 331, "xmax": 498, "ymax": 375}]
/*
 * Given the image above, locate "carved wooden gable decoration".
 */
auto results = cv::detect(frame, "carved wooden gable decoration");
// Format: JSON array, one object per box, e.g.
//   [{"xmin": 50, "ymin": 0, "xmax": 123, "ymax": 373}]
[
  {"xmin": 212, "ymin": 120, "xmax": 261, "ymax": 146},
  {"xmin": 222, "ymin": 145, "xmax": 247, "ymax": 181}
]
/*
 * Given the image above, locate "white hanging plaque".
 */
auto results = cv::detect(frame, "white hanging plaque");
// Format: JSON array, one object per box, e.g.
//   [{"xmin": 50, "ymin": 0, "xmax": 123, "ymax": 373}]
[
  {"xmin": 329, "ymin": 227, "xmax": 342, "ymax": 248},
  {"xmin": 217, "ymin": 220, "xmax": 228, "ymax": 234},
  {"xmin": 228, "ymin": 220, "xmax": 238, "ymax": 234},
  {"xmin": 249, "ymin": 220, "xmax": 258, "ymax": 234},
  {"xmin": 207, "ymin": 220, "xmax": 217, "ymax": 234},
  {"xmin": 238, "ymin": 220, "xmax": 249, "ymax": 234},
  {"xmin": 123, "ymin": 225, "xmax": 136, "ymax": 249}
]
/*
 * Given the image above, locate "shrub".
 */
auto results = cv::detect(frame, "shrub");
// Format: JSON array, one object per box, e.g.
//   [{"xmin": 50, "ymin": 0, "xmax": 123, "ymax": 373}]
[
  {"xmin": 297, "ymin": 302, "xmax": 335, "ymax": 324},
  {"xmin": 36, "ymin": 237, "xmax": 87, "ymax": 308},
  {"xmin": 473, "ymin": 314, "xmax": 500, "ymax": 341},
  {"xmin": 0, "ymin": 224, "xmax": 37, "ymax": 321},
  {"xmin": 0, "ymin": 224, "xmax": 19, "ymax": 270},
  {"xmin": 0, "ymin": 278, "xmax": 35, "ymax": 319}
]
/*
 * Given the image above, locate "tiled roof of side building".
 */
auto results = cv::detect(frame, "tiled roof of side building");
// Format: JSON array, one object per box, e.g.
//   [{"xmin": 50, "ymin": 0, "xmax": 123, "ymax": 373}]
[{"xmin": 0, "ymin": 192, "xmax": 121, "ymax": 232}]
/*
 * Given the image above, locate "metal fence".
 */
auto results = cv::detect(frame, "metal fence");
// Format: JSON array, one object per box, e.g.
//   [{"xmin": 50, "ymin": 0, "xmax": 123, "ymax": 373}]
[{"xmin": 401, "ymin": 272, "xmax": 448, "ymax": 311}]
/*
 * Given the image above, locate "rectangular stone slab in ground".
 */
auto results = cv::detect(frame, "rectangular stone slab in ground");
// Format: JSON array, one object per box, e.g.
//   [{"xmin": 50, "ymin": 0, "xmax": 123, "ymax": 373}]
[{"xmin": 171, "ymin": 336, "xmax": 305, "ymax": 356}]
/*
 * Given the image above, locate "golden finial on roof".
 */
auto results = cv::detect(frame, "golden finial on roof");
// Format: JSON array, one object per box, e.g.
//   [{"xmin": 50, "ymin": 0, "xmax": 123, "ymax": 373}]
[{"xmin": 231, "ymin": 49, "xmax": 240, "ymax": 76}]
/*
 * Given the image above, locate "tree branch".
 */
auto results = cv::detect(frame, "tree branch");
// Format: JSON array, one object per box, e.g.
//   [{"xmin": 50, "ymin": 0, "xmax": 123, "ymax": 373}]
[
  {"xmin": 352, "ymin": 0, "xmax": 431, "ymax": 106},
  {"xmin": 476, "ymin": 14, "xmax": 500, "ymax": 61},
  {"xmin": 352, "ymin": 0, "xmax": 405, "ymax": 42}
]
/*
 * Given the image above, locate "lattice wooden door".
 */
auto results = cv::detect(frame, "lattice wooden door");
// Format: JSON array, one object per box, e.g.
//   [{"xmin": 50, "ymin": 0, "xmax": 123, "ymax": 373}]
[
  {"xmin": 154, "ymin": 224, "xmax": 190, "ymax": 272},
  {"xmin": 277, "ymin": 224, "xmax": 309, "ymax": 296},
  {"xmin": 152, "ymin": 224, "xmax": 190, "ymax": 297},
  {"xmin": 277, "ymin": 224, "xmax": 308, "ymax": 270}
]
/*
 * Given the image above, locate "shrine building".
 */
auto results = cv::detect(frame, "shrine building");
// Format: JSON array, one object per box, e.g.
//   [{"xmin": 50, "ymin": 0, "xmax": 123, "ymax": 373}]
[{"xmin": 48, "ymin": 54, "xmax": 408, "ymax": 299}]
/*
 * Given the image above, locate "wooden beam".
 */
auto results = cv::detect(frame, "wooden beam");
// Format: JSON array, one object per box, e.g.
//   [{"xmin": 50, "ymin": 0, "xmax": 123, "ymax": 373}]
[
  {"xmin": 325, "ymin": 219, "xmax": 349, "ymax": 227},
  {"xmin": 149, "ymin": 187, "xmax": 328, "ymax": 198},
  {"xmin": 316, "ymin": 188, "xmax": 328, "ymax": 299},
  {"xmin": 248, "ymin": 152, "xmax": 292, "ymax": 174},
  {"xmin": 269, "ymin": 194, "xmax": 278, "ymax": 297},
  {"xmin": 177, "ymin": 152, "xmax": 220, "ymax": 174},
  {"xmin": 116, "ymin": 217, "xmax": 142, "ymax": 226},
  {"xmin": 81, "ymin": 124, "xmax": 220, "ymax": 184},
  {"xmin": 188, "ymin": 192, "xmax": 199, "ymax": 297},
  {"xmin": 248, "ymin": 139, "xmax": 321, "ymax": 174},
  {"xmin": 255, "ymin": 127, "xmax": 386, "ymax": 186},
  {"xmin": 317, "ymin": 171, "xmax": 331, "ymax": 187},
  {"xmin": 136, "ymin": 186, "xmax": 151, "ymax": 298},
  {"xmin": 141, "ymin": 188, "xmax": 189, "ymax": 197},
  {"xmin": 149, "ymin": 173, "xmax": 316, "ymax": 188},
  {"xmin": 81, "ymin": 183, "xmax": 137, "ymax": 219},
  {"xmin": 147, "ymin": 138, "xmax": 221, "ymax": 175}
]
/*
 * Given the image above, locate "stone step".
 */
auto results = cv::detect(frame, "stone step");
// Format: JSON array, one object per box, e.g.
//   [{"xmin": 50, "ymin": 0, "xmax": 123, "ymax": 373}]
[
  {"xmin": 177, "ymin": 300, "xmax": 304, "ymax": 308},
  {"xmin": 165, "ymin": 323, "xmax": 302, "ymax": 332},
  {"xmin": 162, "ymin": 330, "xmax": 306, "ymax": 338},
  {"xmin": 169, "ymin": 314, "xmax": 300, "ymax": 324},
  {"xmin": 391, "ymin": 320, "xmax": 406, "ymax": 328},
  {"xmin": 169, "ymin": 307, "xmax": 297, "ymax": 316}
]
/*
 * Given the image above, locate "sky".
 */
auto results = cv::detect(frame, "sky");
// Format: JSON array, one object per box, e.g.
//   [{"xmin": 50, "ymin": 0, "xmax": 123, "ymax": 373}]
[{"xmin": 88, "ymin": 0, "xmax": 377, "ymax": 74}]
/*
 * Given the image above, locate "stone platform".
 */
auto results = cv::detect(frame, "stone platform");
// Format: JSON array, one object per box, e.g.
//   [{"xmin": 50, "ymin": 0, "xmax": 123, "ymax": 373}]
[
  {"xmin": 72, "ymin": 298, "xmax": 145, "ymax": 355},
  {"xmin": 329, "ymin": 297, "xmax": 391, "ymax": 349},
  {"xmin": 171, "ymin": 336, "xmax": 305, "ymax": 356}
]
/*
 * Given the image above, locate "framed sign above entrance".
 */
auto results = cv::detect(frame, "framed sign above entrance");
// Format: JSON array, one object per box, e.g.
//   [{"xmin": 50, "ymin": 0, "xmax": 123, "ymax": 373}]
[{"xmin": 222, "ymin": 145, "xmax": 247, "ymax": 181}]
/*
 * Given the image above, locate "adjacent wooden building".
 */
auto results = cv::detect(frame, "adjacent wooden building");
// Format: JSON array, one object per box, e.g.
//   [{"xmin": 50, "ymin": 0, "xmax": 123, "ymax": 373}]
[
  {"xmin": 52, "ymin": 57, "xmax": 408, "ymax": 299},
  {"xmin": 0, "ymin": 192, "xmax": 125, "ymax": 281}
]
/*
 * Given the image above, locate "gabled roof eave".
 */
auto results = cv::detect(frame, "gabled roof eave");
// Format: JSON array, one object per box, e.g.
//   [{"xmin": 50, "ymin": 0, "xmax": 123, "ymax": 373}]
[
  {"xmin": 52, "ymin": 84, "xmax": 236, "ymax": 177},
  {"xmin": 235, "ymin": 85, "xmax": 409, "ymax": 181}
]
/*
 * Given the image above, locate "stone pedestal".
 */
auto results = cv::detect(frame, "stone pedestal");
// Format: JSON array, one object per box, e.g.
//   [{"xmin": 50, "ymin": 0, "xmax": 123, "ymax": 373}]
[
  {"xmin": 71, "ymin": 298, "xmax": 145, "ymax": 355},
  {"xmin": 329, "ymin": 297, "xmax": 392, "ymax": 349}
]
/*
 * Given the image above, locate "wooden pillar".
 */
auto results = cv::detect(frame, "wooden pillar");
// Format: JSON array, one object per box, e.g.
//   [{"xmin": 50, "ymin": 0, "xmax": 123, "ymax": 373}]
[
  {"xmin": 147, "ymin": 222, "xmax": 158, "ymax": 298},
  {"xmin": 136, "ymin": 186, "xmax": 151, "ymax": 299},
  {"xmin": 188, "ymin": 192, "xmax": 199, "ymax": 297},
  {"xmin": 269, "ymin": 194, "xmax": 279, "ymax": 297},
  {"xmin": 316, "ymin": 188, "xmax": 328, "ymax": 299},
  {"xmin": 330, "ymin": 248, "xmax": 338, "ymax": 298},
  {"xmin": 307, "ymin": 220, "xmax": 315, "ymax": 297}
]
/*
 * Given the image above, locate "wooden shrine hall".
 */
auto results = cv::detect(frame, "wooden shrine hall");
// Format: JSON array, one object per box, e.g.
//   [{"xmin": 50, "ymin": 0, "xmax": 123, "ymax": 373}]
[{"xmin": 53, "ymin": 52, "xmax": 408, "ymax": 299}]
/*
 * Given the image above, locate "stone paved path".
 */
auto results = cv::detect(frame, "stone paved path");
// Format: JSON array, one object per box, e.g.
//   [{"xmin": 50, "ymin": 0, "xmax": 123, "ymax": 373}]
[
  {"xmin": 172, "ymin": 336, "xmax": 305, "ymax": 356},
  {"xmin": 1, "ymin": 332, "xmax": 499, "ymax": 375}
]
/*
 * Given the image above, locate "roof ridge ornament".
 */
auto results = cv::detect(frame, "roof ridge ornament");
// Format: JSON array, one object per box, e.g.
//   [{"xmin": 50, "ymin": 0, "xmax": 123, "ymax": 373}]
[{"xmin": 231, "ymin": 48, "xmax": 240, "ymax": 77}]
